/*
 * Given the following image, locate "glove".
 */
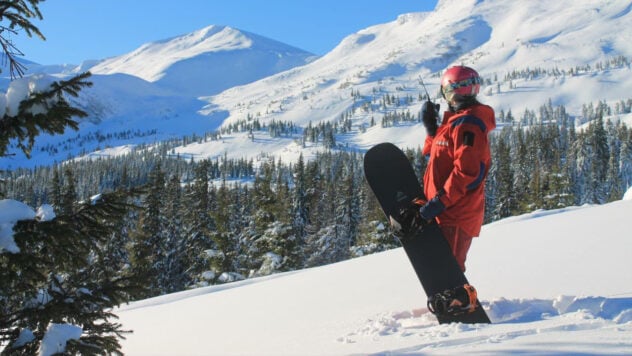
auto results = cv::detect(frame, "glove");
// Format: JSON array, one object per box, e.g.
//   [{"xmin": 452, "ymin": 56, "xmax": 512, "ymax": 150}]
[
  {"xmin": 389, "ymin": 199, "xmax": 427, "ymax": 239},
  {"xmin": 422, "ymin": 100, "xmax": 440, "ymax": 136},
  {"xmin": 419, "ymin": 195, "xmax": 446, "ymax": 221}
]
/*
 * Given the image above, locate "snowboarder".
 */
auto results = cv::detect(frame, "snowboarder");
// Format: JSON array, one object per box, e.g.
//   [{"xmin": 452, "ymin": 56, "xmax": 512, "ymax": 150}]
[{"xmin": 416, "ymin": 65, "xmax": 496, "ymax": 272}]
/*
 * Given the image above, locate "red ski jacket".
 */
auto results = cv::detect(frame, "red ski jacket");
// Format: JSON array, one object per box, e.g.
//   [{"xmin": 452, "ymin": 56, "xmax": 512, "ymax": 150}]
[{"xmin": 422, "ymin": 103, "xmax": 496, "ymax": 237}]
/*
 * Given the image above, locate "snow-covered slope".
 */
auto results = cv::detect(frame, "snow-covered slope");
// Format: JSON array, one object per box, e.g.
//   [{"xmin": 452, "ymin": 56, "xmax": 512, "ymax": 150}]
[
  {"xmin": 207, "ymin": 0, "xmax": 632, "ymax": 119},
  {"xmin": 2, "ymin": 0, "xmax": 632, "ymax": 169},
  {"xmin": 184, "ymin": 0, "xmax": 632, "ymax": 163},
  {"xmin": 115, "ymin": 195, "xmax": 632, "ymax": 355},
  {"xmin": 89, "ymin": 25, "xmax": 316, "ymax": 97},
  {"xmin": 0, "ymin": 25, "xmax": 315, "ymax": 169}
]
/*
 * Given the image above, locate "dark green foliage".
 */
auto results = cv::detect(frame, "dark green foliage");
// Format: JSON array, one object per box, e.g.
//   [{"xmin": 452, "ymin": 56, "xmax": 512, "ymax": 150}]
[
  {"xmin": 485, "ymin": 100, "xmax": 630, "ymax": 222},
  {"xmin": 1, "ymin": 190, "xmax": 143, "ymax": 354},
  {"xmin": 1, "ymin": 3, "xmax": 136, "ymax": 352}
]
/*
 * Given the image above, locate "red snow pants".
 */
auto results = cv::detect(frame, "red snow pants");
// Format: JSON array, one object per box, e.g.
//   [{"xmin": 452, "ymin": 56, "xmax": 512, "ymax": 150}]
[{"xmin": 439, "ymin": 225, "xmax": 473, "ymax": 272}]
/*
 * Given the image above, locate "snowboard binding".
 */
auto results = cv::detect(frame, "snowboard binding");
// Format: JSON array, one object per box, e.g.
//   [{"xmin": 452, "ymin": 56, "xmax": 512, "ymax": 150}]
[
  {"xmin": 427, "ymin": 284, "xmax": 479, "ymax": 317},
  {"xmin": 389, "ymin": 197, "xmax": 429, "ymax": 240}
]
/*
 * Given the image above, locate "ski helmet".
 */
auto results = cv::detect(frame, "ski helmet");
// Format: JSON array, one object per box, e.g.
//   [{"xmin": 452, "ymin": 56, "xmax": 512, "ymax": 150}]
[{"xmin": 441, "ymin": 66, "xmax": 481, "ymax": 102}]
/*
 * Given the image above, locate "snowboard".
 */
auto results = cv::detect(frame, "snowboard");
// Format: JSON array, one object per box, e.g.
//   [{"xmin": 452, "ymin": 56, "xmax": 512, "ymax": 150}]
[{"xmin": 363, "ymin": 142, "xmax": 490, "ymax": 324}]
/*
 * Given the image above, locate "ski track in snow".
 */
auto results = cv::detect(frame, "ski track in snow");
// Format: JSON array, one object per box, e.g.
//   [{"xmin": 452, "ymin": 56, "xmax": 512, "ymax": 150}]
[{"xmin": 341, "ymin": 296, "xmax": 632, "ymax": 354}]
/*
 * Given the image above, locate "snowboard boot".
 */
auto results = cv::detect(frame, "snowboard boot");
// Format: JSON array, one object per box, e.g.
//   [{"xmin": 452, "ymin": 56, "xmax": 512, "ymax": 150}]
[
  {"xmin": 389, "ymin": 198, "xmax": 427, "ymax": 240},
  {"xmin": 427, "ymin": 284, "xmax": 478, "ymax": 317}
]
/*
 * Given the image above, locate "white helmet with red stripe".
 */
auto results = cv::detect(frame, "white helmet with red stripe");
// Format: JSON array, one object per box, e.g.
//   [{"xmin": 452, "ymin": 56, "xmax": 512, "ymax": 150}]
[{"xmin": 441, "ymin": 66, "xmax": 481, "ymax": 103}]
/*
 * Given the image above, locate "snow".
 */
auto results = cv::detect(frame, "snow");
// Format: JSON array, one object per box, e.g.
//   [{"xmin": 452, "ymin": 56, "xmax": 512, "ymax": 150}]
[
  {"xmin": 72, "ymin": 145, "xmax": 136, "ymax": 163},
  {"xmin": 1, "ymin": 75, "xmax": 57, "ymax": 117},
  {"xmin": 0, "ymin": 199, "xmax": 36, "ymax": 253},
  {"xmin": 90, "ymin": 26, "xmax": 254, "ymax": 83},
  {"xmin": 36, "ymin": 204, "xmax": 56, "ymax": 222},
  {"xmin": 89, "ymin": 25, "xmax": 315, "ymax": 97},
  {"xmin": 12, "ymin": 329, "xmax": 34, "ymax": 349},
  {"xmin": 114, "ymin": 198, "xmax": 632, "ymax": 355},
  {"xmin": 39, "ymin": 324, "xmax": 82, "ymax": 356}
]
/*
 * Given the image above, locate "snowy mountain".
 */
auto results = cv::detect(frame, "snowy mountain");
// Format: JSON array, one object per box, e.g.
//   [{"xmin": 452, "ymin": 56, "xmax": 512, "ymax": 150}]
[
  {"xmin": 114, "ymin": 193, "xmax": 632, "ymax": 355},
  {"xmin": 88, "ymin": 25, "xmax": 317, "ymax": 97},
  {"xmin": 2, "ymin": 0, "xmax": 632, "ymax": 169},
  {"xmin": 193, "ymin": 0, "xmax": 632, "ymax": 163}
]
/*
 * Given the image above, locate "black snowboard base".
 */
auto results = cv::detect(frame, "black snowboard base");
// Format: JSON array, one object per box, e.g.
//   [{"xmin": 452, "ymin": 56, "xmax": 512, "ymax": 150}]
[{"xmin": 364, "ymin": 142, "xmax": 490, "ymax": 324}]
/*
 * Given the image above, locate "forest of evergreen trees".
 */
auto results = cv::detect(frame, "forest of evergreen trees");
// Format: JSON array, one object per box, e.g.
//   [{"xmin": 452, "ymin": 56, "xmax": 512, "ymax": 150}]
[{"xmin": 2, "ymin": 97, "xmax": 631, "ymax": 302}]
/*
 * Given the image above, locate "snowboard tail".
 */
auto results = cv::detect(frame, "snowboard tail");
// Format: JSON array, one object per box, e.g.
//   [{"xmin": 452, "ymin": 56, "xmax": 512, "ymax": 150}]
[{"xmin": 363, "ymin": 142, "xmax": 490, "ymax": 324}]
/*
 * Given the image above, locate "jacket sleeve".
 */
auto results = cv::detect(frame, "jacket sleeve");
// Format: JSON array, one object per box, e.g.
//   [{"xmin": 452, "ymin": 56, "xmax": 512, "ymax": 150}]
[{"xmin": 438, "ymin": 116, "xmax": 489, "ymax": 208}]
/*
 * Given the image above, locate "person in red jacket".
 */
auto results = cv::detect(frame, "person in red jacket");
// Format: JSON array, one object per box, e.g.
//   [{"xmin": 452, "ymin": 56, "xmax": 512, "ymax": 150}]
[{"xmin": 418, "ymin": 65, "xmax": 496, "ymax": 272}]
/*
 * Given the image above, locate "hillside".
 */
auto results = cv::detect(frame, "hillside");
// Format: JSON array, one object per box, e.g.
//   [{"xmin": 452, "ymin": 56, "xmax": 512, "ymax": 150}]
[
  {"xmin": 115, "ymin": 194, "xmax": 632, "ymax": 355},
  {"xmin": 0, "ymin": 25, "xmax": 315, "ymax": 169},
  {"xmin": 191, "ymin": 0, "xmax": 632, "ymax": 163},
  {"xmin": 2, "ymin": 0, "xmax": 632, "ymax": 170}
]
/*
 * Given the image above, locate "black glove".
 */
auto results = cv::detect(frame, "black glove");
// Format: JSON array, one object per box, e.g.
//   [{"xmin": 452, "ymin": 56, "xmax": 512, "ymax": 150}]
[
  {"xmin": 422, "ymin": 100, "xmax": 440, "ymax": 136},
  {"xmin": 389, "ymin": 200, "xmax": 427, "ymax": 239}
]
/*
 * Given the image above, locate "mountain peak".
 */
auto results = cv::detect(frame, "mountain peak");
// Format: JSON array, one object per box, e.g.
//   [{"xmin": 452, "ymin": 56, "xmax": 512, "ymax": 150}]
[
  {"xmin": 89, "ymin": 25, "xmax": 253, "ymax": 82},
  {"xmin": 88, "ymin": 25, "xmax": 315, "ymax": 96}
]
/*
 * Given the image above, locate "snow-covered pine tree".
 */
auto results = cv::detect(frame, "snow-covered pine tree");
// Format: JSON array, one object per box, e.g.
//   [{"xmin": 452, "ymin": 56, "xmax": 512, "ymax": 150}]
[
  {"xmin": 619, "ymin": 126, "xmax": 632, "ymax": 193},
  {"xmin": 248, "ymin": 160, "xmax": 297, "ymax": 276},
  {"xmin": 128, "ymin": 164, "xmax": 166, "ymax": 297},
  {"xmin": 588, "ymin": 116, "xmax": 610, "ymax": 204},
  {"xmin": 207, "ymin": 178, "xmax": 242, "ymax": 283},
  {"xmin": 181, "ymin": 160, "xmax": 215, "ymax": 287},
  {"xmin": 0, "ymin": 190, "xmax": 140, "ymax": 354},
  {"xmin": 160, "ymin": 174, "xmax": 187, "ymax": 293},
  {"xmin": 292, "ymin": 154, "xmax": 309, "ymax": 248},
  {"xmin": 490, "ymin": 131, "xmax": 517, "ymax": 219},
  {"xmin": 1, "ymin": 2, "xmax": 139, "ymax": 353},
  {"xmin": 335, "ymin": 154, "xmax": 361, "ymax": 256}
]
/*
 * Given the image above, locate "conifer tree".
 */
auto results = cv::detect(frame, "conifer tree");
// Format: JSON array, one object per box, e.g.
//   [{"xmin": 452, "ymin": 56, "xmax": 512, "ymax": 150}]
[
  {"xmin": 292, "ymin": 154, "xmax": 308, "ymax": 243},
  {"xmin": 129, "ymin": 164, "xmax": 166, "ymax": 297},
  {"xmin": 336, "ymin": 155, "xmax": 360, "ymax": 252},
  {"xmin": 205, "ymin": 179, "xmax": 243, "ymax": 283},
  {"xmin": 249, "ymin": 161, "xmax": 295, "ymax": 274},
  {"xmin": 182, "ymin": 160, "xmax": 215, "ymax": 286},
  {"xmin": 48, "ymin": 167, "xmax": 62, "ymax": 208},
  {"xmin": 587, "ymin": 116, "xmax": 610, "ymax": 203},
  {"xmin": 507, "ymin": 127, "xmax": 528, "ymax": 211},
  {"xmin": 60, "ymin": 167, "xmax": 78, "ymax": 215},
  {"xmin": 161, "ymin": 174, "xmax": 187, "ymax": 293},
  {"xmin": 1, "ymin": 2, "xmax": 136, "ymax": 353},
  {"xmin": 252, "ymin": 161, "xmax": 277, "ymax": 234},
  {"xmin": 1, "ymin": 190, "xmax": 140, "ymax": 354},
  {"xmin": 620, "ymin": 128, "xmax": 632, "ymax": 192},
  {"xmin": 491, "ymin": 132, "xmax": 516, "ymax": 219}
]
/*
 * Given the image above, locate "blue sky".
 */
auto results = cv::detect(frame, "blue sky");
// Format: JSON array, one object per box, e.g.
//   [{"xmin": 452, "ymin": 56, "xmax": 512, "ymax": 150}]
[{"xmin": 14, "ymin": 0, "xmax": 437, "ymax": 65}]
